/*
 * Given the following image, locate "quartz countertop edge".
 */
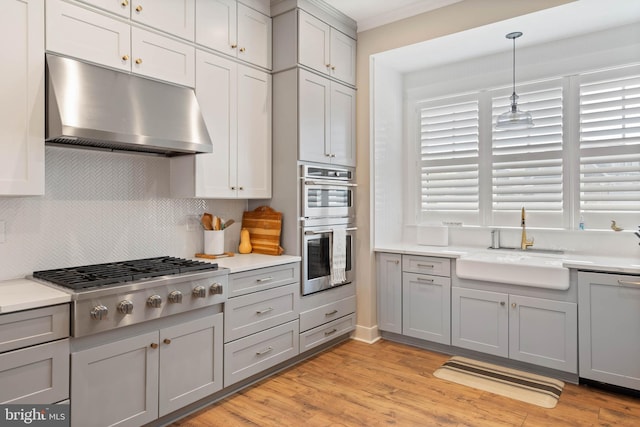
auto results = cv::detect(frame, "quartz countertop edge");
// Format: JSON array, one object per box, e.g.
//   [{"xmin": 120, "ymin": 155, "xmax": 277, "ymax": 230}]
[
  {"xmin": 0, "ymin": 278, "xmax": 72, "ymax": 314},
  {"xmin": 196, "ymin": 253, "xmax": 302, "ymax": 274},
  {"xmin": 375, "ymin": 245, "xmax": 640, "ymax": 275}
]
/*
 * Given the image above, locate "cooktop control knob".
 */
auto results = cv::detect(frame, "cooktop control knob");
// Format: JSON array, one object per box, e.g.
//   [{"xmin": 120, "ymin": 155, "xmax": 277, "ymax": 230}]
[
  {"xmin": 90, "ymin": 305, "xmax": 108, "ymax": 320},
  {"xmin": 168, "ymin": 290, "xmax": 183, "ymax": 304},
  {"xmin": 192, "ymin": 286, "xmax": 207, "ymax": 298},
  {"xmin": 117, "ymin": 300, "xmax": 134, "ymax": 314},
  {"xmin": 147, "ymin": 295, "xmax": 162, "ymax": 308},
  {"xmin": 209, "ymin": 282, "xmax": 223, "ymax": 295}
]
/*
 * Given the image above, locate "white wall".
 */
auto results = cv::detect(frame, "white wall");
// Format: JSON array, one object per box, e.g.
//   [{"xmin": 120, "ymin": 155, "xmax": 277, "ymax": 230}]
[{"xmin": 0, "ymin": 147, "xmax": 247, "ymax": 281}]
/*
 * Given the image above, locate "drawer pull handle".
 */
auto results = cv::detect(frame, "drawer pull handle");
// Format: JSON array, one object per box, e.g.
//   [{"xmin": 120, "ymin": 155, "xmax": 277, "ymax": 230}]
[
  {"xmin": 618, "ymin": 280, "xmax": 640, "ymax": 286},
  {"xmin": 324, "ymin": 328, "xmax": 338, "ymax": 337},
  {"xmin": 417, "ymin": 263, "xmax": 435, "ymax": 268},
  {"xmin": 416, "ymin": 277, "xmax": 434, "ymax": 283},
  {"xmin": 256, "ymin": 277, "xmax": 273, "ymax": 283},
  {"xmin": 256, "ymin": 346, "xmax": 273, "ymax": 356},
  {"xmin": 256, "ymin": 307, "xmax": 274, "ymax": 315},
  {"xmin": 325, "ymin": 309, "xmax": 338, "ymax": 316}
]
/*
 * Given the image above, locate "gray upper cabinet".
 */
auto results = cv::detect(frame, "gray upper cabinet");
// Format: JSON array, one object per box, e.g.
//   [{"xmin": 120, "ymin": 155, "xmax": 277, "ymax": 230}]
[{"xmin": 578, "ymin": 271, "xmax": 640, "ymax": 390}]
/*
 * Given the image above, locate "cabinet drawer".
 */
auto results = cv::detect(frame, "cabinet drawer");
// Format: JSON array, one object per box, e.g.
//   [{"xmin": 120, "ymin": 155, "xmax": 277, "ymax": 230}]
[
  {"xmin": 225, "ymin": 283, "xmax": 300, "ymax": 342},
  {"xmin": 224, "ymin": 320, "xmax": 299, "ymax": 386},
  {"xmin": 228, "ymin": 263, "xmax": 300, "ymax": 298},
  {"xmin": 299, "ymin": 295, "xmax": 355, "ymax": 333},
  {"xmin": 0, "ymin": 304, "xmax": 70, "ymax": 354},
  {"xmin": 299, "ymin": 314, "xmax": 355, "ymax": 353},
  {"xmin": 403, "ymin": 255, "xmax": 450, "ymax": 277},
  {"xmin": 0, "ymin": 339, "xmax": 69, "ymax": 404}
]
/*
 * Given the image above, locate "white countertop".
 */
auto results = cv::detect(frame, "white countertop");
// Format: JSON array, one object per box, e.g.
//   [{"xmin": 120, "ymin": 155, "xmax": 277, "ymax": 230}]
[
  {"xmin": 196, "ymin": 253, "xmax": 301, "ymax": 274},
  {"xmin": 0, "ymin": 278, "xmax": 71, "ymax": 314},
  {"xmin": 375, "ymin": 244, "xmax": 640, "ymax": 275}
]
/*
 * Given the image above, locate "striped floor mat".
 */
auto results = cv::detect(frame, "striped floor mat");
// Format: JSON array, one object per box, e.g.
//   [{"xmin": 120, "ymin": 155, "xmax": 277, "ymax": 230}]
[{"xmin": 433, "ymin": 356, "xmax": 564, "ymax": 408}]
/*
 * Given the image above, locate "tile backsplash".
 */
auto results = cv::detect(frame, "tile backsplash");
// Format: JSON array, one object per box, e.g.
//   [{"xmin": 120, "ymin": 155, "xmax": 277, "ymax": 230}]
[{"xmin": 0, "ymin": 147, "xmax": 247, "ymax": 281}]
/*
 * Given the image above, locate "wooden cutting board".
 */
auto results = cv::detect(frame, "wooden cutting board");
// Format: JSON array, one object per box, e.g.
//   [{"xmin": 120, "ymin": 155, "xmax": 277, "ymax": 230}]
[{"xmin": 241, "ymin": 206, "xmax": 284, "ymax": 255}]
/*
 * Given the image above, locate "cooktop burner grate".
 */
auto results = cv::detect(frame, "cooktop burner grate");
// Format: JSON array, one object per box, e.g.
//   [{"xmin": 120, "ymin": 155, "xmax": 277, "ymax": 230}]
[{"xmin": 33, "ymin": 256, "xmax": 218, "ymax": 290}]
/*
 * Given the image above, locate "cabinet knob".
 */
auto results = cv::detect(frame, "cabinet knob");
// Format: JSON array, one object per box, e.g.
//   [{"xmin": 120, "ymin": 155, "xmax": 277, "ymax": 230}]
[
  {"xmin": 331, "ymin": 66, "xmax": 336, "ymax": 71},
  {"xmin": 231, "ymin": 44, "xmax": 238, "ymax": 49},
  {"xmin": 231, "ymin": 186, "xmax": 236, "ymax": 190},
  {"xmin": 135, "ymin": 5, "xmax": 142, "ymax": 12},
  {"xmin": 512, "ymin": 302, "xmax": 517, "ymax": 308},
  {"xmin": 135, "ymin": 58, "xmax": 143, "ymax": 65},
  {"xmin": 122, "ymin": 54, "xmax": 129, "ymax": 61},
  {"xmin": 147, "ymin": 295, "xmax": 162, "ymax": 308},
  {"xmin": 239, "ymin": 47, "xmax": 246, "ymax": 52},
  {"xmin": 150, "ymin": 343, "xmax": 158, "ymax": 349},
  {"xmin": 121, "ymin": 0, "xmax": 129, "ymax": 7},
  {"xmin": 500, "ymin": 301, "xmax": 505, "ymax": 306},
  {"xmin": 238, "ymin": 186, "xmax": 244, "ymax": 190},
  {"xmin": 394, "ymin": 260, "xmax": 400, "ymax": 265},
  {"xmin": 326, "ymin": 64, "xmax": 332, "ymax": 68},
  {"xmin": 163, "ymin": 338, "xmax": 171, "ymax": 345}
]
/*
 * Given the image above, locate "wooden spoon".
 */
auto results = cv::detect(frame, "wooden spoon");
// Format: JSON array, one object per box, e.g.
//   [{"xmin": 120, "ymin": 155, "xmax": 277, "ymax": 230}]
[{"xmin": 201, "ymin": 213, "xmax": 213, "ymax": 230}]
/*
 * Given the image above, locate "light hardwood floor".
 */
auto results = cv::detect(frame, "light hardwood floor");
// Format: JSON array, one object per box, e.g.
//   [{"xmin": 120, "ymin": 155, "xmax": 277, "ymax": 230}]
[{"xmin": 172, "ymin": 339, "xmax": 640, "ymax": 426}]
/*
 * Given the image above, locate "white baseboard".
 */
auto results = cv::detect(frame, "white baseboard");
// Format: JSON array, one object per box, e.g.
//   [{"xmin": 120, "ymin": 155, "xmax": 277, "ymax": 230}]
[{"xmin": 351, "ymin": 324, "xmax": 381, "ymax": 344}]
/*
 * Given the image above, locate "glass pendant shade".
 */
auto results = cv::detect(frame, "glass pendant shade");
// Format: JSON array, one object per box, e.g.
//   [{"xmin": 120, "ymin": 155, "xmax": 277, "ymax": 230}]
[
  {"xmin": 495, "ymin": 32, "xmax": 533, "ymax": 131},
  {"xmin": 495, "ymin": 93, "xmax": 534, "ymax": 130}
]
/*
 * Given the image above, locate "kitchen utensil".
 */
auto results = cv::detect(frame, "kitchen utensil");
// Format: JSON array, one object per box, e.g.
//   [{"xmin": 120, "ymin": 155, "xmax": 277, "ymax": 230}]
[
  {"xmin": 241, "ymin": 206, "xmax": 284, "ymax": 255},
  {"xmin": 214, "ymin": 216, "xmax": 222, "ymax": 231},
  {"xmin": 201, "ymin": 213, "xmax": 213, "ymax": 230},
  {"xmin": 222, "ymin": 219, "xmax": 235, "ymax": 229}
]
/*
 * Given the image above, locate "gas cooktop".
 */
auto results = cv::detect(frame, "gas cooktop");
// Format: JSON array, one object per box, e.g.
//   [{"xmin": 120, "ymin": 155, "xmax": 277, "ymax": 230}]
[{"xmin": 33, "ymin": 256, "xmax": 219, "ymax": 290}]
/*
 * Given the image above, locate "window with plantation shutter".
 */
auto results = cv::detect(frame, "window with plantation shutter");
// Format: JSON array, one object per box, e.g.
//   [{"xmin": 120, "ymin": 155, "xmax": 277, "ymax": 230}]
[
  {"xmin": 579, "ymin": 66, "xmax": 640, "ymax": 213},
  {"xmin": 491, "ymin": 82, "xmax": 564, "ymax": 212},
  {"xmin": 419, "ymin": 97, "xmax": 479, "ymax": 212}
]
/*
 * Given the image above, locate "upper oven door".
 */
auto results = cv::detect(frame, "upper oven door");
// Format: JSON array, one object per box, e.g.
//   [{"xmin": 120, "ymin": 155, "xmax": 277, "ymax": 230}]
[{"xmin": 302, "ymin": 179, "xmax": 356, "ymax": 220}]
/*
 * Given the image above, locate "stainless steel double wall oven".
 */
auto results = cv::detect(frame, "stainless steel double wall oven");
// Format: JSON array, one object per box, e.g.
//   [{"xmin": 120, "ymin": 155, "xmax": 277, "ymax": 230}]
[{"xmin": 300, "ymin": 165, "xmax": 356, "ymax": 296}]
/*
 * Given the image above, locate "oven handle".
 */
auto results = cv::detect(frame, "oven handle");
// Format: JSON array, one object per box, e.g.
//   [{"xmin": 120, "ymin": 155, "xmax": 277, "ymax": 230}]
[
  {"xmin": 304, "ymin": 227, "xmax": 357, "ymax": 235},
  {"xmin": 304, "ymin": 180, "xmax": 358, "ymax": 187}
]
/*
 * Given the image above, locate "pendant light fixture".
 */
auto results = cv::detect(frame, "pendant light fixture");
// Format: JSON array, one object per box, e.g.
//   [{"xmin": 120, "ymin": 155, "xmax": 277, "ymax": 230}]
[{"xmin": 495, "ymin": 31, "xmax": 534, "ymax": 130}]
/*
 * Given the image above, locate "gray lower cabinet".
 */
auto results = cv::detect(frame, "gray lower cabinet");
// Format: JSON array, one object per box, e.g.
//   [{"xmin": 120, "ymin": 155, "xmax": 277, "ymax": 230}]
[
  {"xmin": 578, "ymin": 272, "xmax": 640, "ymax": 390},
  {"xmin": 376, "ymin": 253, "xmax": 451, "ymax": 344},
  {"xmin": 0, "ymin": 304, "xmax": 70, "ymax": 404},
  {"xmin": 376, "ymin": 252, "xmax": 402, "ymax": 334},
  {"xmin": 224, "ymin": 320, "xmax": 299, "ymax": 386},
  {"xmin": 403, "ymin": 272, "xmax": 450, "ymax": 345},
  {"xmin": 223, "ymin": 262, "xmax": 301, "ymax": 386},
  {"xmin": 299, "ymin": 283, "xmax": 356, "ymax": 352},
  {"xmin": 0, "ymin": 339, "xmax": 69, "ymax": 404},
  {"xmin": 452, "ymin": 287, "xmax": 577, "ymax": 373},
  {"xmin": 71, "ymin": 313, "xmax": 223, "ymax": 427}
]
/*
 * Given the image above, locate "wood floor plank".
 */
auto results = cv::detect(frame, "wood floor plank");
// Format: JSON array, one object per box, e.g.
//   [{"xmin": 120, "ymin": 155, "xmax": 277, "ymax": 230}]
[{"xmin": 171, "ymin": 339, "xmax": 640, "ymax": 427}]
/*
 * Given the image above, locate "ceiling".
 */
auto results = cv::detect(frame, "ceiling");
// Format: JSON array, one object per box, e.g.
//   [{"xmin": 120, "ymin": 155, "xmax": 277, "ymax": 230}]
[
  {"xmin": 371, "ymin": 0, "xmax": 640, "ymax": 73},
  {"xmin": 322, "ymin": 0, "xmax": 463, "ymax": 32}
]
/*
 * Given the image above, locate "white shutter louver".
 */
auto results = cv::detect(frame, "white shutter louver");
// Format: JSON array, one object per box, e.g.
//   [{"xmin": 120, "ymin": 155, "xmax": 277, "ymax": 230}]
[
  {"xmin": 492, "ymin": 84, "xmax": 563, "ymax": 211},
  {"xmin": 419, "ymin": 99, "xmax": 479, "ymax": 211},
  {"xmin": 579, "ymin": 68, "xmax": 640, "ymax": 212}
]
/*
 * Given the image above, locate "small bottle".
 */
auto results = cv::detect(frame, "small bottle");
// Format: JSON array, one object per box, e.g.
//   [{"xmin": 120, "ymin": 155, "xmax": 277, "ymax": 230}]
[{"xmin": 578, "ymin": 215, "xmax": 585, "ymax": 230}]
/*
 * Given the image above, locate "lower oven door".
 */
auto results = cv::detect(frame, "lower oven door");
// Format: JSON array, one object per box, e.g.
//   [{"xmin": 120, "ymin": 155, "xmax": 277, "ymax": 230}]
[{"xmin": 302, "ymin": 225, "xmax": 356, "ymax": 296}]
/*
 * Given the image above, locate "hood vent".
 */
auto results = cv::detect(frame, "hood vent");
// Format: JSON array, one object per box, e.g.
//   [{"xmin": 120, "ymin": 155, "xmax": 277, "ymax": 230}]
[{"xmin": 45, "ymin": 54, "xmax": 212, "ymax": 156}]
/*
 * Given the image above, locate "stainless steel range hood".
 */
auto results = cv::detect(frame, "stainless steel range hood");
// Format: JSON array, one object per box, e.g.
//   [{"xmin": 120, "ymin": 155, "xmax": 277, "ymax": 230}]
[{"xmin": 45, "ymin": 54, "xmax": 212, "ymax": 156}]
